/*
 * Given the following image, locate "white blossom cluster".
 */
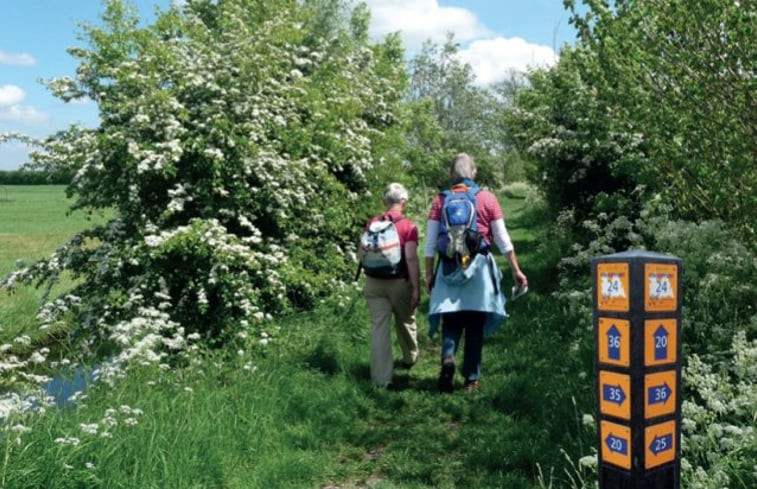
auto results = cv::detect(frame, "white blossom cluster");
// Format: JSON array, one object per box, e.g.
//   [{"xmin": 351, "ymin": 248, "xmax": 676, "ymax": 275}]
[
  {"xmin": 0, "ymin": 340, "xmax": 54, "ymax": 422},
  {"xmin": 681, "ymin": 331, "xmax": 757, "ymax": 489},
  {"xmin": 73, "ymin": 404, "xmax": 145, "ymax": 440}
]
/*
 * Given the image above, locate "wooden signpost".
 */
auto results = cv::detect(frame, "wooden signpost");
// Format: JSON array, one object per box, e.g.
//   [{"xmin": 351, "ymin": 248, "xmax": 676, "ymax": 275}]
[{"xmin": 593, "ymin": 251, "xmax": 682, "ymax": 489}]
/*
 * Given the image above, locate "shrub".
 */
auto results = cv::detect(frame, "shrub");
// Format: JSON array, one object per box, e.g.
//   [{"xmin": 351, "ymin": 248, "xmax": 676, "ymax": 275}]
[
  {"xmin": 653, "ymin": 219, "xmax": 757, "ymax": 359},
  {"xmin": 0, "ymin": 0, "xmax": 407, "ymax": 412},
  {"xmin": 681, "ymin": 331, "xmax": 757, "ymax": 489}
]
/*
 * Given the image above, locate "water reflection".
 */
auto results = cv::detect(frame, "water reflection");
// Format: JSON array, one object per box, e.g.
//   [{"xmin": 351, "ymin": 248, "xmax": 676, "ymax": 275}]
[{"xmin": 45, "ymin": 367, "xmax": 93, "ymax": 407}]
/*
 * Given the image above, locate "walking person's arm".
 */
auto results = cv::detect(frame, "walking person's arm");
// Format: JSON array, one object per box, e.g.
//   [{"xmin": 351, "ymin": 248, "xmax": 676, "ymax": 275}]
[
  {"xmin": 405, "ymin": 241, "xmax": 421, "ymax": 310},
  {"xmin": 491, "ymin": 218, "xmax": 527, "ymax": 289},
  {"xmin": 424, "ymin": 219, "xmax": 440, "ymax": 293}
]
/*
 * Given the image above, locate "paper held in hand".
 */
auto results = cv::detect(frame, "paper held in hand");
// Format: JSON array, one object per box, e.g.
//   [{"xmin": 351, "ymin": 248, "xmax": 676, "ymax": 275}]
[{"xmin": 511, "ymin": 284, "xmax": 528, "ymax": 301}]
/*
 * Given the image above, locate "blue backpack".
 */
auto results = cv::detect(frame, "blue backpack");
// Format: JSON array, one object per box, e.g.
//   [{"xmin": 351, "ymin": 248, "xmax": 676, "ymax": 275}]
[{"xmin": 436, "ymin": 184, "xmax": 486, "ymax": 268}]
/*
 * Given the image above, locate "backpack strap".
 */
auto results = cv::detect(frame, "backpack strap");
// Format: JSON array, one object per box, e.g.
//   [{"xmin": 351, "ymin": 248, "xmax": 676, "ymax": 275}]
[
  {"xmin": 486, "ymin": 254, "xmax": 498, "ymax": 295},
  {"xmin": 381, "ymin": 214, "xmax": 405, "ymax": 224},
  {"xmin": 448, "ymin": 182, "xmax": 480, "ymax": 194}
]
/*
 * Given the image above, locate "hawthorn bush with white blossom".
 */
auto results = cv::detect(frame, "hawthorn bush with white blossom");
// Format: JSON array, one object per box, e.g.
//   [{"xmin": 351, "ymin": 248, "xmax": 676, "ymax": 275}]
[
  {"xmin": 681, "ymin": 331, "xmax": 757, "ymax": 489},
  {"xmin": 1, "ymin": 0, "xmax": 406, "ymax": 402}
]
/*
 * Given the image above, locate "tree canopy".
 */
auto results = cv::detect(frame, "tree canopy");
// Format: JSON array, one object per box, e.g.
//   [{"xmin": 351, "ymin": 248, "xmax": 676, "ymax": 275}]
[{"xmin": 510, "ymin": 0, "xmax": 755, "ymax": 246}]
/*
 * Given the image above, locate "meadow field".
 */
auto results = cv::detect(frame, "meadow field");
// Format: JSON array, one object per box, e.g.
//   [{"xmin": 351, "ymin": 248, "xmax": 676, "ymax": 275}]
[
  {"xmin": 0, "ymin": 184, "xmax": 597, "ymax": 488},
  {"xmin": 0, "ymin": 185, "xmax": 95, "ymax": 276},
  {"xmin": 0, "ymin": 186, "xmax": 108, "ymax": 345}
]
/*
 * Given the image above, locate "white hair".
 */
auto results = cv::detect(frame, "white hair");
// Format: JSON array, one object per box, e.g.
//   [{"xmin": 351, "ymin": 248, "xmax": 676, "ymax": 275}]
[
  {"xmin": 383, "ymin": 182, "xmax": 409, "ymax": 205},
  {"xmin": 449, "ymin": 153, "xmax": 476, "ymax": 180}
]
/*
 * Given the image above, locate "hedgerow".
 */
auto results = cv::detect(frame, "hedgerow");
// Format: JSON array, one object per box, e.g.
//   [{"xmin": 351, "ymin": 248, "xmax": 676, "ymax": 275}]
[{"xmin": 1, "ymin": 0, "xmax": 406, "ymax": 418}]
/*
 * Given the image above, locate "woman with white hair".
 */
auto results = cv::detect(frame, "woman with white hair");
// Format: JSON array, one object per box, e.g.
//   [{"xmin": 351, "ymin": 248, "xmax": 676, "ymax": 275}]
[
  {"xmin": 425, "ymin": 153, "xmax": 527, "ymax": 392},
  {"xmin": 361, "ymin": 182, "xmax": 421, "ymax": 388}
]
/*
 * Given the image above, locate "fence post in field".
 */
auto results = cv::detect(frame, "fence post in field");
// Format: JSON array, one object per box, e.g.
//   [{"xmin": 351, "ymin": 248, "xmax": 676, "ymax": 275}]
[{"xmin": 592, "ymin": 250, "xmax": 682, "ymax": 489}]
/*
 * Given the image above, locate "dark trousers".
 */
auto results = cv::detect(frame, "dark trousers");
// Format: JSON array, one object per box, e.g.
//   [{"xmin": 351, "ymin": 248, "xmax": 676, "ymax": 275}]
[{"xmin": 441, "ymin": 311, "xmax": 486, "ymax": 381}]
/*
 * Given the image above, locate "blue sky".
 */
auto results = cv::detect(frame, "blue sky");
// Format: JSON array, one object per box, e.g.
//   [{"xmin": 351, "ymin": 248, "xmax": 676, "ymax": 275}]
[{"xmin": 0, "ymin": 0, "xmax": 580, "ymax": 170}]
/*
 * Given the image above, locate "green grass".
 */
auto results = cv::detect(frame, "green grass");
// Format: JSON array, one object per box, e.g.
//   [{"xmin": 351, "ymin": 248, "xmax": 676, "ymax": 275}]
[
  {"xmin": 1, "ymin": 184, "xmax": 596, "ymax": 488},
  {"xmin": 2, "ymin": 289, "xmax": 594, "ymax": 488},
  {"xmin": 0, "ymin": 185, "xmax": 100, "ymax": 274},
  {"xmin": 0, "ymin": 185, "xmax": 105, "ymax": 343}
]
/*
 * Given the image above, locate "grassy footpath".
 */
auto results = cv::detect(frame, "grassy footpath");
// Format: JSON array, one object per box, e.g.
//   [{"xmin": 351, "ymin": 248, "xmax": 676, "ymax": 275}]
[{"xmin": 1, "ymin": 185, "xmax": 596, "ymax": 488}]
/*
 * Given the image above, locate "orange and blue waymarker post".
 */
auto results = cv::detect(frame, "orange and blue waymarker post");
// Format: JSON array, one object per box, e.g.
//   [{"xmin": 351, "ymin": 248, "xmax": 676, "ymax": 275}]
[{"xmin": 593, "ymin": 251, "xmax": 682, "ymax": 489}]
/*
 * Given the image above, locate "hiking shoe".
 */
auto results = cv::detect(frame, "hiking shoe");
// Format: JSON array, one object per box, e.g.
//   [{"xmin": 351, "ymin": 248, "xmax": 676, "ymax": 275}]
[
  {"xmin": 463, "ymin": 379, "xmax": 481, "ymax": 392},
  {"xmin": 438, "ymin": 357, "xmax": 455, "ymax": 393}
]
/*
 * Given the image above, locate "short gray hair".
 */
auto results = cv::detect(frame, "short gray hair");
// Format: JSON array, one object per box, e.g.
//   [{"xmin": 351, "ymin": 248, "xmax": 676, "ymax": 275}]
[
  {"xmin": 383, "ymin": 182, "xmax": 409, "ymax": 205},
  {"xmin": 449, "ymin": 153, "xmax": 476, "ymax": 180}
]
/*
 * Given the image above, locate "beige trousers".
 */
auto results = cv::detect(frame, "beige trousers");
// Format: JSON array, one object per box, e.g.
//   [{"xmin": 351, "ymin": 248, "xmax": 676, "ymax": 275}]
[{"xmin": 364, "ymin": 276, "xmax": 419, "ymax": 387}]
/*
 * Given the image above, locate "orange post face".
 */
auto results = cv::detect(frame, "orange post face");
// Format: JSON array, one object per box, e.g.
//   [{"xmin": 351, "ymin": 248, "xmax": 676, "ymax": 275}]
[
  {"xmin": 597, "ymin": 263, "xmax": 630, "ymax": 312},
  {"xmin": 645, "ymin": 420, "xmax": 676, "ymax": 468},
  {"xmin": 645, "ymin": 263, "xmax": 678, "ymax": 311},
  {"xmin": 599, "ymin": 371, "xmax": 631, "ymax": 420},
  {"xmin": 644, "ymin": 370, "xmax": 677, "ymax": 419},
  {"xmin": 601, "ymin": 420, "xmax": 632, "ymax": 470},
  {"xmin": 598, "ymin": 318, "xmax": 631, "ymax": 367},
  {"xmin": 644, "ymin": 319, "xmax": 677, "ymax": 366}
]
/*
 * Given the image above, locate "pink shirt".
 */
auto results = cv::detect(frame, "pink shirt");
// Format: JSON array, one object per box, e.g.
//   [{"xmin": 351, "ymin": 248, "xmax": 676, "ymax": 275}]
[{"xmin": 427, "ymin": 188, "xmax": 503, "ymax": 245}]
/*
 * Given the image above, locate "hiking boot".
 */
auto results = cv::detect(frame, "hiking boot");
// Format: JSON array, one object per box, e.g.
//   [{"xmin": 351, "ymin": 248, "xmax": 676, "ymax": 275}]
[
  {"xmin": 463, "ymin": 379, "xmax": 481, "ymax": 392},
  {"xmin": 438, "ymin": 357, "xmax": 455, "ymax": 393}
]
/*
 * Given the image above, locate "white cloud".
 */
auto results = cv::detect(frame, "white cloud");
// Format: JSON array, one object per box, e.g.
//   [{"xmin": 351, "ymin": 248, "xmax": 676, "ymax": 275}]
[
  {"xmin": 363, "ymin": 0, "xmax": 557, "ymax": 85},
  {"xmin": 0, "ymin": 105, "xmax": 50, "ymax": 124},
  {"xmin": 0, "ymin": 85, "xmax": 50, "ymax": 125},
  {"xmin": 0, "ymin": 85, "xmax": 26, "ymax": 107},
  {"xmin": 457, "ymin": 37, "xmax": 557, "ymax": 85},
  {"xmin": 0, "ymin": 50, "xmax": 36, "ymax": 66},
  {"xmin": 364, "ymin": 0, "xmax": 491, "ymax": 51}
]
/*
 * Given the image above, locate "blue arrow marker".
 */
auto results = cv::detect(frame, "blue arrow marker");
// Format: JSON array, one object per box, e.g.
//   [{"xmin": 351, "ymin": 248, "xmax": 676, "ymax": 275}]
[
  {"xmin": 603, "ymin": 384, "xmax": 626, "ymax": 405},
  {"xmin": 649, "ymin": 434, "xmax": 673, "ymax": 455},
  {"xmin": 605, "ymin": 433, "xmax": 628, "ymax": 455},
  {"xmin": 607, "ymin": 324, "xmax": 621, "ymax": 360},
  {"xmin": 654, "ymin": 325, "xmax": 669, "ymax": 361},
  {"xmin": 648, "ymin": 382, "xmax": 672, "ymax": 405}
]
